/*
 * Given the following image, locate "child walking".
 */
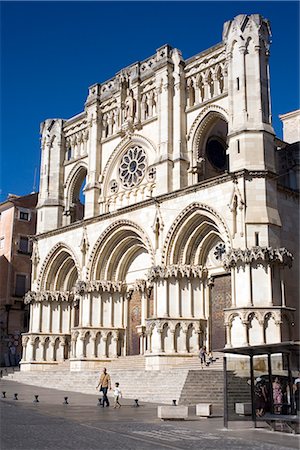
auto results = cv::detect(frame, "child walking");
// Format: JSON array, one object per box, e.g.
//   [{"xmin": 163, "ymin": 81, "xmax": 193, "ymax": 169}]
[{"xmin": 113, "ymin": 382, "xmax": 122, "ymax": 408}]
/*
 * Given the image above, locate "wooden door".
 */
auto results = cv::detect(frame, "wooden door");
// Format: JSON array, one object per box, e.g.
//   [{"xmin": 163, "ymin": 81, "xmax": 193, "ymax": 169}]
[{"xmin": 210, "ymin": 275, "xmax": 231, "ymax": 350}]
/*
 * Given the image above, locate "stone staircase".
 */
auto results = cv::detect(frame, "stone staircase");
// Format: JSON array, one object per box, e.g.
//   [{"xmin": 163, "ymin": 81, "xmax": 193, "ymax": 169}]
[{"xmin": 3, "ymin": 353, "xmax": 250, "ymax": 410}]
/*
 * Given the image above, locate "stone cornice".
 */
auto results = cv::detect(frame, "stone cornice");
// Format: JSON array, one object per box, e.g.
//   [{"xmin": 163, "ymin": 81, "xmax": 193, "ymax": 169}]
[{"xmin": 223, "ymin": 246, "xmax": 293, "ymax": 270}]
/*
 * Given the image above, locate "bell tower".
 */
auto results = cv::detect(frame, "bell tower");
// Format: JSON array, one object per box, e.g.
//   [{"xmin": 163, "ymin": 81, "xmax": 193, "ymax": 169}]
[{"xmin": 223, "ymin": 14, "xmax": 275, "ymax": 172}]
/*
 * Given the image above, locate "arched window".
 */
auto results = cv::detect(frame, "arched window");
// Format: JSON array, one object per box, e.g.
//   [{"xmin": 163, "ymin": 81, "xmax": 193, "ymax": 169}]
[{"xmin": 69, "ymin": 167, "xmax": 87, "ymax": 223}]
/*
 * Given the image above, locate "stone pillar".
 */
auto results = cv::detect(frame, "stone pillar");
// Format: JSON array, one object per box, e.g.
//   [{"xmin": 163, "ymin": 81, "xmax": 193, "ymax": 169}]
[
  {"xmin": 154, "ymin": 45, "xmax": 173, "ymax": 195},
  {"xmin": 112, "ymin": 336, "xmax": 118, "ymax": 358},
  {"xmin": 77, "ymin": 335, "xmax": 85, "ymax": 359},
  {"xmin": 84, "ymin": 84, "xmax": 102, "ymax": 218},
  {"xmin": 158, "ymin": 329, "xmax": 163, "ymax": 353},
  {"xmin": 141, "ymin": 291, "xmax": 147, "ymax": 326},
  {"xmin": 50, "ymin": 339, "xmax": 56, "ymax": 361},
  {"xmin": 27, "ymin": 337, "xmax": 35, "ymax": 361},
  {"xmin": 172, "ymin": 49, "xmax": 188, "ymax": 190},
  {"xmin": 170, "ymin": 329, "xmax": 176, "ymax": 353},
  {"xmin": 91, "ymin": 336, "xmax": 96, "ymax": 358},
  {"xmin": 59, "ymin": 303, "xmax": 63, "ymax": 333},
  {"xmin": 242, "ymin": 321, "xmax": 249, "ymax": 346},
  {"xmin": 181, "ymin": 328, "xmax": 187, "ymax": 353},
  {"xmin": 225, "ymin": 323, "xmax": 232, "ymax": 348},
  {"xmin": 259, "ymin": 320, "xmax": 265, "ymax": 345},
  {"xmin": 40, "ymin": 339, "xmax": 46, "ymax": 361},
  {"xmin": 102, "ymin": 336, "xmax": 108, "ymax": 358},
  {"xmin": 71, "ymin": 338, "xmax": 76, "ymax": 358}
]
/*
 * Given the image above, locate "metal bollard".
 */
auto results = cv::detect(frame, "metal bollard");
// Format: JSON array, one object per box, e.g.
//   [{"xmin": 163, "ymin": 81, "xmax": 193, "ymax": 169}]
[
  {"xmin": 63, "ymin": 397, "xmax": 69, "ymax": 405},
  {"xmin": 134, "ymin": 399, "xmax": 139, "ymax": 407},
  {"xmin": 2, "ymin": 391, "xmax": 6, "ymax": 398},
  {"xmin": 14, "ymin": 393, "xmax": 18, "ymax": 400},
  {"xmin": 33, "ymin": 395, "xmax": 39, "ymax": 403},
  {"xmin": 97, "ymin": 398, "xmax": 103, "ymax": 406},
  {"xmin": 172, "ymin": 400, "xmax": 177, "ymax": 406}
]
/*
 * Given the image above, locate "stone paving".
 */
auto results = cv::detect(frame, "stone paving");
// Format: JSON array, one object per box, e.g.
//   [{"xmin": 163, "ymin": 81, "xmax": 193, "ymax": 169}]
[{"xmin": 1, "ymin": 380, "xmax": 299, "ymax": 450}]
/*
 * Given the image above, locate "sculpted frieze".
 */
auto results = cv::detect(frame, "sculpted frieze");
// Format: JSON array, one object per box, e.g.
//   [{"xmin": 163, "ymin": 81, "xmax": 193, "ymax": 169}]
[
  {"xmin": 24, "ymin": 290, "xmax": 74, "ymax": 304},
  {"xmin": 223, "ymin": 246, "xmax": 293, "ymax": 270},
  {"xmin": 147, "ymin": 264, "xmax": 207, "ymax": 280}
]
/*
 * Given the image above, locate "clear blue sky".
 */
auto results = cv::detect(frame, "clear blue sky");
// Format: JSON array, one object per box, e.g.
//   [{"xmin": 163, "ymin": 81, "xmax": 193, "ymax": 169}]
[{"xmin": 1, "ymin": 1, "xmax": 299, "ymax": 202}]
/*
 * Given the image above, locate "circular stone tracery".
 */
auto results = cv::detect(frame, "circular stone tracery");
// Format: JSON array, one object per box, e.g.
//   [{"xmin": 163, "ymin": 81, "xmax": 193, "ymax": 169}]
[{"xmin": 119, "ymin": 146, "xmax": 147, "ymax": 188}]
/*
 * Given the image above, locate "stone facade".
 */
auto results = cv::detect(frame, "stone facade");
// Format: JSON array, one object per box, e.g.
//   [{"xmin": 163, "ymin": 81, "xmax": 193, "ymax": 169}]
[
  {"xmin": 21, "ymin": 14, "xmax": 299, "ymax": 371},
  {"xmin": 0, "ymin": 193, "xmax": 38, "ymax": 366}
]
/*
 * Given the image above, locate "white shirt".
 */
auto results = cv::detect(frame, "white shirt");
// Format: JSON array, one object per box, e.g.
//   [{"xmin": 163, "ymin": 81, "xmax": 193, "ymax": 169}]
[{"xmin": 114, "ymin": 387, "xmax": 122, "ymax": 397}]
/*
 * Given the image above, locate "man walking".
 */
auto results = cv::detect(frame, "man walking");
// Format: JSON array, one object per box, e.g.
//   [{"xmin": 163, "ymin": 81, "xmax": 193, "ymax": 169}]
[{"xmin": 96, "ymin": 367, "xmax": 111, "ymax": 407}]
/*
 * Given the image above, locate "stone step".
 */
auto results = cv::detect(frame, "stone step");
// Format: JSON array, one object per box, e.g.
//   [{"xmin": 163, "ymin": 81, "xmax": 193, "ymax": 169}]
[{"xmin": 4, "ymin": 363, "xmax": 250, "ymax": 407}]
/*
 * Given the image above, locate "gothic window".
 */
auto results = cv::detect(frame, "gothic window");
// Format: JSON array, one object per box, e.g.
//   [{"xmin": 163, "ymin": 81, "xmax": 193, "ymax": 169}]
[
  {"xmin": 15, "ymin": 274, "xmax": 27, "ymax": 297},
  {"xmin": 205, "ymin": 137, "xmax": 228, "ymax": 171},
  {"xmin": 119, "ymin": 146, "xmax": 147, "ymax": 189}
]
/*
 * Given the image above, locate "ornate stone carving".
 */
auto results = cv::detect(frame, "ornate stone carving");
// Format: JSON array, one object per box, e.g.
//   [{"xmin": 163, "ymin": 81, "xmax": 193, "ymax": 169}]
[
  {"xmin": 223, "ymin": 246, "xmax": 293, "ymax": 270},
  {"xmin": 24, "ymin": 290, "xmax": 74, "ymax": 304},
  {"xmin": 75, "ymin": 280, "xmax": 125, "ymax": 294},
  {"xmin": 147, "ymin": 264, "xmax": 207, "ymax": 280}
]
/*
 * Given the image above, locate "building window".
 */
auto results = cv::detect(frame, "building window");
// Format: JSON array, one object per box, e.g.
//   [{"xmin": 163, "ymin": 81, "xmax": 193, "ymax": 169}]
[
  {"xmin": 119, "ymin": 145, "xmax": 147, "ymax": 189},
  {"xmin": 18, "ymin": 209, "xmax": 30, "ymax": 221},
  {"xmin": 15, "ymin": 274, "xmax": 27, "ymax": 297},
  {"xmin": 18, "ymin": 236, "xmax": 30, "ymax": 254}
]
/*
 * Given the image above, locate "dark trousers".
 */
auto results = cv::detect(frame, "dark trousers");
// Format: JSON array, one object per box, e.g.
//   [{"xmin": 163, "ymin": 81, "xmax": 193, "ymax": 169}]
[{"xmin": 101, "ymin": 387, "xmax": 109, "ymax": 407}]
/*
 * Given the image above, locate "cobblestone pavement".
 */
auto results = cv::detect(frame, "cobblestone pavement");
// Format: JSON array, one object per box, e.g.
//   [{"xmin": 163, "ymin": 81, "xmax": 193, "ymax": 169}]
[{"xmin": 1, "ymin": 380, "xmax": 299, "ymax": 450}]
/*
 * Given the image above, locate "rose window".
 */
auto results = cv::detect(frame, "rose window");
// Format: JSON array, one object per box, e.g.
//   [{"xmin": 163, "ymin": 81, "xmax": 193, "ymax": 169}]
[{"xmin": 119, "ymin": 146, "xmax": 147, "ymax": 188}]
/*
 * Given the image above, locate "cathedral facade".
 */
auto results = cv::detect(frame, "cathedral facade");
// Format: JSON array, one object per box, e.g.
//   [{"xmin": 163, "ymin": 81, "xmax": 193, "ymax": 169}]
[{"xmin": 21, "ymin": 14, "xmax": 299, "ymax": 371}]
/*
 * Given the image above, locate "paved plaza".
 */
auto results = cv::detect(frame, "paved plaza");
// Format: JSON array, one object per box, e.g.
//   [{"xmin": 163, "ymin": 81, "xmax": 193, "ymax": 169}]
[{"xmin": 1, "ymin": 380, "xmax": 299, "ymax": 450}]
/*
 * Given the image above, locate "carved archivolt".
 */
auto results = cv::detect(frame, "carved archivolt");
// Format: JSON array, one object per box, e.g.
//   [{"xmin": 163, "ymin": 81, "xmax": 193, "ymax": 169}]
[
  {"xmin": 87, "ymin": 220, "xmax": 154, "ymax": 280},
  {"xmin": 187, "ymin": 104, "xmax": 229, "ymax": 148},
  {"xmin": 64, "ymin": 161, "xmax": 88, "ymax": 204},
  {"xmin": 162, "ymin": 202, "xmax": 231, "ymax": 265},
  {"xmin": 37, "ymin": 242, "xmax": 81, "ymax": 290},
  {"xmin": 223, "ymin": 247, "xmax": 293, "ymax": 270}
]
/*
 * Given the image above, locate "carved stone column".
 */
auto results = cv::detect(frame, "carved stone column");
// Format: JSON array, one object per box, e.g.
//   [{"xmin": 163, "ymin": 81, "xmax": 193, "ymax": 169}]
[
  {"xmin": 258, "ymin": 319, "xmax": 265, "ymax": 345},
  {"xmin": 50, "ymin": 339, "xmax": 56, "ymax": 361},
  {"xmin": 242, "ymin": 320, "xmax": 249, "ymax": 346},
  {"xmin": 102, "ymin": 336, "xmax": 108, "ymax": 358},
  {"xmin": 27, "ymin": 337, "xmax": 35, "ymax": 361},
  {"xmin": 170, "ymin": 329, "xmax": 176, "ymax": 353},
  {"xmin": 225, "ymin": 323, "xmax": 232, "ymax": 348},
  {"xmin": 40, "ymin": 338, "xmax": 46, "ymax": 361},
  {"xmin": 91, "ymin": 336, "xmax": 96, "ymax": 358},
  {"xmin": 78, "ymin": 334, "xmax": 85, "ymax": 359}
]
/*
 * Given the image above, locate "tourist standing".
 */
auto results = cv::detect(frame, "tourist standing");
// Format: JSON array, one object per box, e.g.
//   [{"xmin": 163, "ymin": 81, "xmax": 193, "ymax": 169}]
[
  {"xmin": 199, "ymin": 346, "xmax": 207, "ymax": 369},
  {"xmin": 96, "ymin": 367, "xmax": 111, "ymax": 407}
]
